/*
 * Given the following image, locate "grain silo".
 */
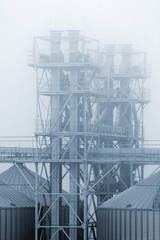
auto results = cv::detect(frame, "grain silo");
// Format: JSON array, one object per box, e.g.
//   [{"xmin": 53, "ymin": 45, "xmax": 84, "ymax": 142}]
[
  {"xmin": 0, "ymin": 164, "xmax": 64, "ymax": 239},
  {"xmin": 0, "ymin": 164, "xmax": 83, "ymax": 240},
  {"xmin": 0, "ymin": 163, "xmax": 49, "ymax": 204},
  {"xmin": 0, "ymin": 181, "xmax": 34, "ymax": 240},
  {"xmin": 97, "ymin": 170, "xmax": 160, "ymax": 240},
  {"xmin": 0, "ymin": 164, "xmax": 51, "ymax": 239}
]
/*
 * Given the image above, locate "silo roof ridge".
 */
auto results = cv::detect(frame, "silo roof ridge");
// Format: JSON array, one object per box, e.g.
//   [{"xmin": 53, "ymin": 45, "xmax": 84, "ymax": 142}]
[
  {"xmin": 99, "ymin": 170, "xmax": 160, "ymax": 210},
  {"xmin": 136, "ymin": 169, "xmax": 160, "ymax": 186},
  {"xmin": 0, "ymin": 164, "xmax": 72, "ymax": 205},
  {"xmin": 0, "ymin": 185, "xmax": 34, "ymax": 208}
]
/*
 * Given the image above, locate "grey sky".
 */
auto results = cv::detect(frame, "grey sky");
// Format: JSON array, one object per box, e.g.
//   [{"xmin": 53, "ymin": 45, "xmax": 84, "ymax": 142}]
[{"xmin": 0, "ymin": 0, "xmax": 160, "ymax": 139}]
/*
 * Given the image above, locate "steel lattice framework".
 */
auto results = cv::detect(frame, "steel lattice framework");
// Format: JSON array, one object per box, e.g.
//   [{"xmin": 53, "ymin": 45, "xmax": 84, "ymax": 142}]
[
  {"xmin": 0, "ymin": 30, "xmax": 154, "ymax": 240},
  {"xmin": 27, "ymin": 30, "xmax": 152, "ymax": 240}
]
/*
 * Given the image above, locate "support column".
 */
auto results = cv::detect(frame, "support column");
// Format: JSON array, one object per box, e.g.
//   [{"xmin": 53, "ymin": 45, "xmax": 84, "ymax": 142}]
[
  {"xmin": 83, "ymin": 95, "xmax": 88, "ymax": 240},
  {"xmin": 50, "ymin": 31, "xmax": 63, "ymax": 240},
  {"xmin": 69, "ymin": 70, "xmax": 79, "ymax": 239},
  {"xmin": 141, "ymin": 165, "xmax": 144, "ymax": 180},
  {"xmin": 130, "ymin": 163, "xmax": 133, "ymax": 186},
  {"xmin": 68, "ymin": 31, "xmax": 80, "ymax": 239},
  {"xmin": 50, "ymin": 70, "xmax": 61, "ymax": 240},
  {"xmin": 35, "ymin": 161, "xmax": 38, "ymax": 240}
]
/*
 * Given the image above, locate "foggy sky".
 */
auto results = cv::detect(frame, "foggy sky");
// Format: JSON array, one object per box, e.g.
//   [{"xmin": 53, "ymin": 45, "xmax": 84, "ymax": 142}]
[{"xmin": 0, "ymin": 0, "xmax": 160, "ymax": 140}]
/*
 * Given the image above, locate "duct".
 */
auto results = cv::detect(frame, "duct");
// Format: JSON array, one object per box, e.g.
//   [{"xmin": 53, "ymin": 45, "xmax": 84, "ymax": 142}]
[{"xmin": 50, "ymin": 31, "xmax": 64, "ymax": 62}]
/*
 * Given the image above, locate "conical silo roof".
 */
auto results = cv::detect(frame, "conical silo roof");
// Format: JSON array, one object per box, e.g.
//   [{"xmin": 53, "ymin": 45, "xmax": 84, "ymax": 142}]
[
  {"xmin": 100, "ymin": 169, "xmax": 160, "ymax": 210},
  {"xmin": 0, "ymin": 164, "xmax": 49, "ymax": 205},
  {"xmin": 0, "ymin": 164, "xmax": 71, "ymax": 206},
  {"xmin": 0, "ymin": 180, "xmax": 34, "ymax": 208}
]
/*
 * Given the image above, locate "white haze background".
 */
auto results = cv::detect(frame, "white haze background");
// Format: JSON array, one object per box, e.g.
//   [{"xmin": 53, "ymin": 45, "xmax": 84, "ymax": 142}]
[{"xmin": 0, "ymin": 0, "xmax": 160, "ymax": 173}]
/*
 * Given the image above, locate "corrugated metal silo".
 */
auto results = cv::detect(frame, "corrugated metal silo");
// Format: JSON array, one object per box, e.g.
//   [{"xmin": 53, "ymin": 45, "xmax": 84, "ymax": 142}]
[
  {"xmin": 0, "ymin": 181, "xmax": 34, "ymax": 240},
  {"xmin": 97, "ymin": 170, "xmax": 160, "ymax": 240},
  {"xmin": 0, "ymin": 164, "xmax": 49, "ymax": 204},
  {"xmin": 0, "ymin": 164, "xmax": 83, "ymax": 240}
]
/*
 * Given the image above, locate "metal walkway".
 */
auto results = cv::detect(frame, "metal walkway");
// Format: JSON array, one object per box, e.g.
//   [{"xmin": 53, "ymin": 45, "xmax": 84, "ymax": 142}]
[{"xmin": 1, "ymin": 142, "xmax": 160, "ymax": 164}]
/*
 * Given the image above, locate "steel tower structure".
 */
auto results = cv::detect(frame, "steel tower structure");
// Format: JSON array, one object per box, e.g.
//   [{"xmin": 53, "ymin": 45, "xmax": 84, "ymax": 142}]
[{"xmin": 28, "ymin": 30, "xmax": 150, "ymax": 240}]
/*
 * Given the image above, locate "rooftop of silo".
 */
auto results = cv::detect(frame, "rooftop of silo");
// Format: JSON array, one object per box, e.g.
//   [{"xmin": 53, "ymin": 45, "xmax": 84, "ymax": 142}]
[{"xmin": 99, "ymin": 169, "xmax": 160, "ymax": 210}]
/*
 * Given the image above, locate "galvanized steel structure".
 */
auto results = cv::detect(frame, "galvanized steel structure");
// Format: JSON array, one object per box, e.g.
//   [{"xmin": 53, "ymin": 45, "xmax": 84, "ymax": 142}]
[
  {"xmin": 27, "ymin": 30, "xmax": 151, "ymax": 240},
  {"xmin": 97, "ymin": 170, "xmax": 160, "ymax": 240},
  {"xmin": 0, "ymin": 180, "xmax": 34, "ymax": 240},
  {"xmin": 0, "ymin": 30, "xmax": 158, "ymax": 240},
  {"xmin": 0, "ymin": 164, "xmax": 50, "ymax": 204},
  {"xmin": 0, "ymin": 164, "xmax": 83, "ymax": 240}
]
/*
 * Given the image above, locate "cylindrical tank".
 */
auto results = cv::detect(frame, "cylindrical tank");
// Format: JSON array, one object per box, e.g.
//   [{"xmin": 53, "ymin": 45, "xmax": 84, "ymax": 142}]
[
  {"xmin": 0, "ymin": 183, "xmax": 34, "ymax": 240},
  {"xmin": 97, "ymin": 170, "xmax": 160, "ymax": 240},
  {"xmin": 98, "ymin": 208, "xmax": 160, "ymax": 240},
  {"xmin": 0, "ymin": 164, "xmax": 83, "ymax": 240}
]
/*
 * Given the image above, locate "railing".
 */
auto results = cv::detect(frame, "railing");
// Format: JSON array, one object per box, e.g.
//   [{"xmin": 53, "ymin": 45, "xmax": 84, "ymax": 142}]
[
  {"xmin": 0, "ymin": 136, "xmax": 36, "ymax": 162},
  {"xmin": 96, "ymin": 64, "xmax": 151, "ymax": 78},
  {"xmin": 87, "ymin": 124, "xmax": 127, "ymax": 137},
  {"xmin": 0, "ymin": 136, "xmax": 35, "ymax": 148},
  {"xmin": 1, "ymin": 137, "xmax": 160, "ymax": 149},
  {"xmin": 37, "ymin": 80, "xmax": 91, "ymax": 92},
  {"xmin": 34, "ymin": 120, "xmax": 146, "ymax": 139},
  {"xmin": 28, "ymin": 50, "xmax": 99, "ymax": 67},
  {"xmin": 0, "ymin": 137, "xmax": 160, "ymax": 163},
  {"xmin": 88, "ymin": 145, "xmax": 160, "ymax": 164},
  {"xmin": 97, "ymin": 87, "xmax": 150, "ymax": 102},
  {"xmin": 34, "ymin": 121, "xmax": 127, "ymax": 137},
  {"xmin": 131, "ymin": 88, "xmax": 150, "ymax": 102},
  {"xmin": 35, "ymin": 120, "xmax": 51, "ymax": 133},
  {"xmin": 36, "ymin": 81, "xmax": 151, "ymax": 104}
]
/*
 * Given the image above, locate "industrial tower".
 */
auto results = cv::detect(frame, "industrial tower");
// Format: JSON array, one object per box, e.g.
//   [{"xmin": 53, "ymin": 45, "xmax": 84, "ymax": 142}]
[{"xmin": 28, "ymin": 30, "xmax": 150, "ymax": 240}]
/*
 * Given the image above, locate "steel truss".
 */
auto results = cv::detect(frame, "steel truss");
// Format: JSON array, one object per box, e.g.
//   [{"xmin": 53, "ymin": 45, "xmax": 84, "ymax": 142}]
[{"xmin": 9, "ymin": 30, "xmax": 150, "ymax": 240}]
